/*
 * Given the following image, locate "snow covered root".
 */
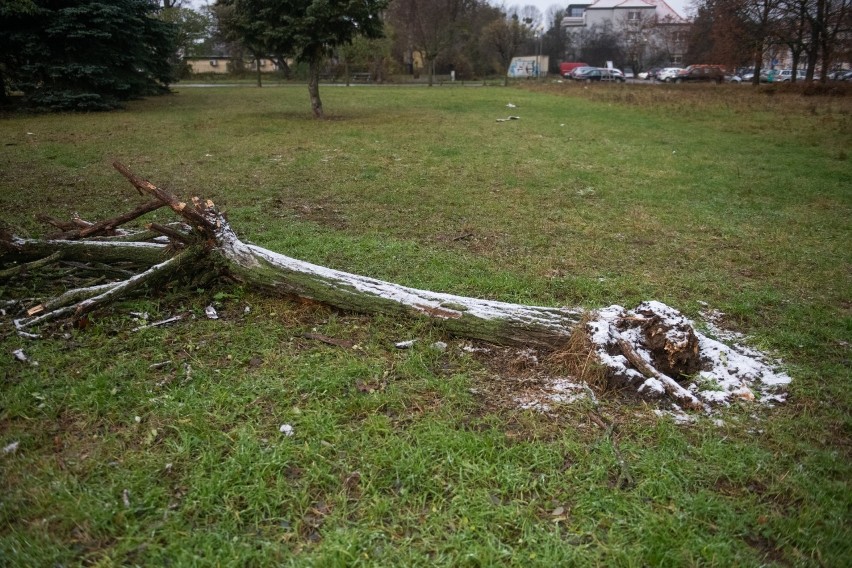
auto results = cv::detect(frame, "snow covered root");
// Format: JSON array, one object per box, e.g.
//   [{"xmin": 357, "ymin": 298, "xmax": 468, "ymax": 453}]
[{"xmin": 586, "ymin": 301, "xmax": 791, "ymax": 410}]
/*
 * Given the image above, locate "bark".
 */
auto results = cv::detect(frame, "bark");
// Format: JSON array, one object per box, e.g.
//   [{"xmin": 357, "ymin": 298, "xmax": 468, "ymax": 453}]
[{"xmin": 308, "ymin": 50, "xmax": 324, "ymax": 119}]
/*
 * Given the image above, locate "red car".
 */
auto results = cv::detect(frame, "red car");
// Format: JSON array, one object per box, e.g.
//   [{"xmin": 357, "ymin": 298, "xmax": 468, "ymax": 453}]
[{"xmin": 675, "ymin": 65, "xmax": 725, "ymax": 84}]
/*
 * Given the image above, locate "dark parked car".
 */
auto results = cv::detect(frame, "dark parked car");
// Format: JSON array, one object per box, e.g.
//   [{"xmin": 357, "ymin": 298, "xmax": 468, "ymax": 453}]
[
  {"xmin": 675, "ymin": 65, "xmax": 724, "ymax": 84},
  {"xmin": 573, "ymin": 67, "xmax": 626, "ymax": 83}
]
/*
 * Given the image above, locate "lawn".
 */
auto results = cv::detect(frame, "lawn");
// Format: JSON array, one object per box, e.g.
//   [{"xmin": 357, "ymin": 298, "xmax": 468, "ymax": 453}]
[{"xmin": 1, "ymin": 82, "xmax": 850, "ymax": 566}]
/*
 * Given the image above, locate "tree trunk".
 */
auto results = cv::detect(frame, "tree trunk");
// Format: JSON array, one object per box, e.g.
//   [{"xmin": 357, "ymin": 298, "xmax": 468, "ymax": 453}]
[
  {"xmin": 1, "ymin": 164, "xmax": 790, "ymax": 410},
  {"xmin": 308, "ymin": 50, "xmax": 324, "ymax": 118},
  {"xmin": 752, "ymin": 49, "xmax": 763, "ymax": 86}
]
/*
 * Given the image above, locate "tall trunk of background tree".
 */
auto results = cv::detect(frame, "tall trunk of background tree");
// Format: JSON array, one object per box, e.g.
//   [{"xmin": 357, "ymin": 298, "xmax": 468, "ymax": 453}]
[
  {"xmin": 307, "ymin": 48, "xmax": 324, "ymax": 118},
  {"xmin": 752, "ymin": 51, "xmax": 763, "ymax": 85},
  {"xmin": 255, "ymin": 54, "xmax": 262, "ymax": 87},
  {"xmin": 428, "ymin": 57, "xmax": 435, "ymax": 86}
]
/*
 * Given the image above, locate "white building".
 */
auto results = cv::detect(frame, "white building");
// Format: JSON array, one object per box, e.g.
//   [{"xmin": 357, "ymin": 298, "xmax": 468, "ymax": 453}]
[{"xmin": 562, "ymin": 0, "xmax": 690, "ymax": 69}]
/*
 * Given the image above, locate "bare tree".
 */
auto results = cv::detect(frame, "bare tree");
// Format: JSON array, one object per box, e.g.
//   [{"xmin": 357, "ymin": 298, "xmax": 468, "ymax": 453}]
[
  {"xmin": 389, "ymin": 0, "xmax": 480, "ymax": 86},
  {"xmin": 483, "ymin": 13, "xmax": 532, "ymax": 85},
  {"xmin": 806, "ymin": 0, "xmax": 851, "ymax": 81},
  {"xmin": 616, "ymin": 11, "xmax": 658, "ymax": 73}
]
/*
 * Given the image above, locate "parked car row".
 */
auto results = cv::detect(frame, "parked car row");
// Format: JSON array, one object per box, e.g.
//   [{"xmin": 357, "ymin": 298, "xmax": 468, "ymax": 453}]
[
  {"xmin": 562, "ymin": 62, "xmax": 852, "ymax": 83},
  {"xmin": 826, "ymin": 70, "xmax": 852, "ymax": 80},
  {"xmin": 565, "ymin": 66, "xmax": 627, "ymax": 82}
]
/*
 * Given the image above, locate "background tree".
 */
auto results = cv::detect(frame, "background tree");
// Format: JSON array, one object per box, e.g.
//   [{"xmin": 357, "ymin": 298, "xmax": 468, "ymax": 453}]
[
  {"xmin": 483, "ymin": 13, "xmax": 531, "ymax": 85},
  {"xmin": 683, "ymin": 0, "xmax": 718, "ymax": 63},
  {"xmin": 0, "ymin": 0, "xmax": 177, "ymax": 111},
  {"xmin": 736, "ymin": 0, "xmax": 786, "ymax": 83},
  {"xmin": 775, "ymin": 0, "xmax": 815, "ymax": 80},
  {"xmin": 616, "ymin": 11, "xmax": 658, "ymax": 73},
  {"xmin": 216, "ymin": 0, "xmax": 387, "ymax": 117},
  {"xmin": 338, "ymin": 34, "xmax": 396, "ymax": 84},
  {"xmin": 0, "ymin": 0, "xmax": 38, "ymax": 106},
  {"xmin": 213, "ymin": 0, "xmax": 269, "ymax": 86},
  {"xmin": 160, "ymin": 3, "xmax": 213, "ymax": 79},
  {"xmin": 389, "ymin": 0, "xmax": 475, "ymax": 86},
  {"xmin": 806, "ymin": 0, "xmax": 851, "ymax": 81},
  {"xmin": 575, "ymin": 24, "xmax": 624, "ymax": 66},
  {"xmin": 541, "ymin": 7, "xmax": 567, "ymax": 73}
]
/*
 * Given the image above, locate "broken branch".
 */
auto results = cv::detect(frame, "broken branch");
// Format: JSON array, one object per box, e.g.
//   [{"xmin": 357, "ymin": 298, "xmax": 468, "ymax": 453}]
[
  {"xmin": 0, "ymin": 251, "xmax": 62, "ymax": 281},
  {"xmin": 50, "ymin": 199, "xmax": 166, "ymax": 240}
]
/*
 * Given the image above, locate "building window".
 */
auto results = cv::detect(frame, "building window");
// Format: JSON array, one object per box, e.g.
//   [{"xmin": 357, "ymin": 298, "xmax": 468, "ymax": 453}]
[
  {"xmin": 671, "ymin": 54, "xmax": 683, "ymax": 64},
  {"xmin": 628, "ymin": 11, "xmax": 641, "ymax": 20},
  {"xmin": 569, "ymin": 7, "xmax": 584, "ymax": 17}
]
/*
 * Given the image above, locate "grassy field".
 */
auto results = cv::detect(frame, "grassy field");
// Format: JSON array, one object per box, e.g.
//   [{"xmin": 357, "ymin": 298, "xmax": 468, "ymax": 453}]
[{"xmin": 1, "ymin": 82, "xmax": 850, "ymax": 566}]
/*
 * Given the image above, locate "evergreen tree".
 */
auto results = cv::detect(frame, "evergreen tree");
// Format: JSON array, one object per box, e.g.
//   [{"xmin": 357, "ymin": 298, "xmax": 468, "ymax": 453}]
[{"xmin": 0, "ymin": 0, "xmax": 177, "ymax": 111}]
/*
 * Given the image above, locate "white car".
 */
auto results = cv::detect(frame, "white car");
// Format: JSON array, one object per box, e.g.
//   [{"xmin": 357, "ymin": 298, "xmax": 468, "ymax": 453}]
[
  {"xmin": 777, "ymin": 69, "xmax": 819, "ymax": 82},
  {"xmin": 657, "ymin": 67, "xmax": 684, "ymax": 82}
]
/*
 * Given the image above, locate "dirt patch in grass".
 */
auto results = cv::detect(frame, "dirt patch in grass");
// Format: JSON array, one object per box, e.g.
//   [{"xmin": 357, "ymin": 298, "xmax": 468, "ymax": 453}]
[
  {"xmin": 462, "ymin": 341, "xmax": 591, "ymax": 416},
  {"xmin": 431, "ymin": 229, "xmax": 511, "ymax": 255},
  {"xmin": 744, "ymin": 533, "xmax": 791, "ymax": 567},
  {"xmin": 270, "ymin": 196, "xmax": 349, "ymax": 230}
]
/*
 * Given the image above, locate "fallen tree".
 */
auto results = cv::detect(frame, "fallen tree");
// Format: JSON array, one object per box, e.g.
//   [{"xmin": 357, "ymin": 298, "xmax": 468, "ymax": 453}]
[{"xmin": 1, "ymin": 163, "xmax": 790, "ymax": 410}]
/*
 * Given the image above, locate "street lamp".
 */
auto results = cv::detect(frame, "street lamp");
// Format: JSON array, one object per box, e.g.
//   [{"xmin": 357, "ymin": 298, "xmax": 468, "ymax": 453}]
[
  {"xmin": 522, "ymin": 17, "xmax": 543, "ymax": 79},
  {"xmin": 536, "ymin": 26, "xmax": 543, "ymax": 78}
]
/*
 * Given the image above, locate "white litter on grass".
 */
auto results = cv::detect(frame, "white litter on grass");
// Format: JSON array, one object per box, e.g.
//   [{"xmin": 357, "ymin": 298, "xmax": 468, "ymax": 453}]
[
  {"xmin": 205, "ymin": 305, "xmax": 219, "ymax": 319},
  {"xmin": 461, "ymin": 343, "xmax": 491, "ymax": 353},
  {"xmin": 279, "ymin": 424, "xmax": 294, "ymax": 436},
  {"xmin": 395, "ymin": 339, "xmax": 417, "ymax": 349},
  {"xmin": 431, "ymin": 341, "xmax": 448, "ymax": 352},
  {"xmin": 495, "ymin": 116, "xmax": 521, "ymax": 122},
  {"xmin": 506, "ymin": 103, "xmax": 517, "ymax": 108},
  {"xmin": 516, "ymin": 378, "xmax": 589, "ymax": 412},
  {"xmin": 3, "ymin": 441, "xmax": 20, "ymax": 455},
  {"xmin": 12, "ymin": 349, "xmax": 28, "ymax": 362},
  {"xmin": 654, "ymin": 407, "xmax": 695, "ymax": 425}
]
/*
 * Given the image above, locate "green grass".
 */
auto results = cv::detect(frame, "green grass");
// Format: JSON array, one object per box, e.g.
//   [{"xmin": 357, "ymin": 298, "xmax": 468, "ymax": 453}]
[{"xmin": 1, "ymin": 83, "xmax": 850, "ymax": 566}]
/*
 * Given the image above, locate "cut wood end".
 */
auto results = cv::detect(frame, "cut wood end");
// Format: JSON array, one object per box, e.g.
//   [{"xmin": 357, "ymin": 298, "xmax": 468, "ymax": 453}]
[
  {"xmin": 26, "ymin": 304, "xmax": 45, "ymax": 316},
  {"xmin": 177, "ymin": 202, "xmax": 186, "ymax": 211}
]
